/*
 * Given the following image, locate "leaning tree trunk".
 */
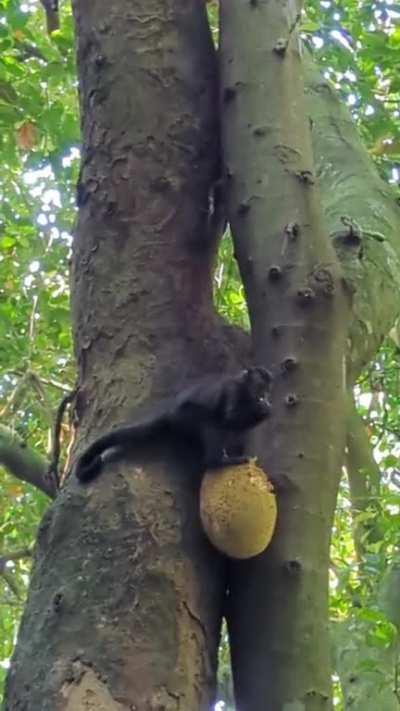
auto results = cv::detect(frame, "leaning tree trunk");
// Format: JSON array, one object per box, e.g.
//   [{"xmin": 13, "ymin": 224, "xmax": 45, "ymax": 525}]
[
  {"xmin": 304, "ymin": 53, "xmax": 400, "ymax": 378},
  {"xmin": 4, "ymin": 1, "xmax": 238, "ymax": 709}
]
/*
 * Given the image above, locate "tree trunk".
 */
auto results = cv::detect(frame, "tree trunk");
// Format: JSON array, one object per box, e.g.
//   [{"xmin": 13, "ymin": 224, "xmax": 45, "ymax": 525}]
[
  {"xmin": 304, "ymin": 52, "xmax": 400, "ymax": 378},
  {"xmin": 219, "ymin": 1, "xmax": 349, "ymax": 708},
  {"xmin": 4, "ymin": 1, "xmax": 237, "ymax": 709}
]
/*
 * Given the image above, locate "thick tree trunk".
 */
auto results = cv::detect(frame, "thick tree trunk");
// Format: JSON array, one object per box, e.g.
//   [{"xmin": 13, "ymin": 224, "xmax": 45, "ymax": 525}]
[
  {"xmin": 220, "ymin": 2, "xmax": 349, "ymax": 709},
  {"xmin": 4, "ymin": 2, "xmax": 239, "ymax": 709}
]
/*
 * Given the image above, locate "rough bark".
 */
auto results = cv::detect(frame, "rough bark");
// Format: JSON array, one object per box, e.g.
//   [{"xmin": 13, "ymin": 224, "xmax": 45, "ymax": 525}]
[
  {"xmin": 219, "ymin": 2, "xmax": 350, "ymax": 709},
  {"xmin": 4, "ymin": 2, "xmax": 237, "ymax": 709}
]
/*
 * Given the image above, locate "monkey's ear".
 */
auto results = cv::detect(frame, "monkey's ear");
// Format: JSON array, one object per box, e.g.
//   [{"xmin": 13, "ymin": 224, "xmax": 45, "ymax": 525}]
[
  {"xmin": 245, "ymin": 366, "xmax": 272, "ymax": 388},
  {"xmin": 256, "ymin": 367, "xmax": 272, "ymax": 384},
  {"xmin": 245, "ymin": 366, "xmax": 272, "ymax": 381}
]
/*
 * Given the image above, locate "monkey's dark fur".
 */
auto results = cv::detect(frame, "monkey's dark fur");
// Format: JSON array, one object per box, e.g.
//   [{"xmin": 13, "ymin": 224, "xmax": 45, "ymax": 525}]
[{"xmin": 74, "ymin": 366, "xmax": 272, "ymax": 483}]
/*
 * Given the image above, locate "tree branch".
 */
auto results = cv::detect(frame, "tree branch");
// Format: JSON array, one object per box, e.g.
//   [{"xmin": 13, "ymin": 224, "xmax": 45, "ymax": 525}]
[
  {"xmin": 0, "ymin": 425, "xmax": 55, "ymax": 498},
  {"xmin": 305, "ymin": 50, "xmax": 400, "ymax": 378},
  {"xmin": 0, "ymin": 549, "xmax": 33, "ymax": 600}
]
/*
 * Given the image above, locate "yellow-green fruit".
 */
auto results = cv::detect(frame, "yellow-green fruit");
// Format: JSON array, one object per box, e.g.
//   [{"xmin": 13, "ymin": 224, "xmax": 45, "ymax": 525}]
[{"xmin": 200, "ymin": 460, "xmax": 277, "ymax": 559}]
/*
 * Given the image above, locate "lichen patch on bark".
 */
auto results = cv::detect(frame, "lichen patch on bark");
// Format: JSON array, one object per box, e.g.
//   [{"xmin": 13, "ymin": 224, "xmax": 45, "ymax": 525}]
[{"xmin": 62, "ymin": 668, "xmax": 128, "ymax": 710}]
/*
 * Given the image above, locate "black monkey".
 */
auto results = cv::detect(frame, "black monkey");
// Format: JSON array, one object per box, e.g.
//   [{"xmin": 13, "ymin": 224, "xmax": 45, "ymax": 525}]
[{"xmin": 74, "ymin": 366, "xmax": 272, "ymax": 483}]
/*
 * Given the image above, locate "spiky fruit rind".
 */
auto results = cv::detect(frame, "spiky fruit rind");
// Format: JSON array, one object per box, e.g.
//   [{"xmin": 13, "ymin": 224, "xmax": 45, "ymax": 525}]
[{"xmin": 200, "ymin": 459, "xmax": 277, "ymax": 559}]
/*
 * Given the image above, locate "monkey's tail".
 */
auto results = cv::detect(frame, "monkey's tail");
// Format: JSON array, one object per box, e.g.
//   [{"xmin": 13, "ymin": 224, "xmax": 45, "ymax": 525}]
[{"xmin": 74, "ymin": 416, "xmax": 167, "ymax": 483}]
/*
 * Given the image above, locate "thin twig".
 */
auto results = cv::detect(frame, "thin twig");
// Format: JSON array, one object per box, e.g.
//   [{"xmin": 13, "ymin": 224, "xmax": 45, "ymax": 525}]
[
  {"xmin": 38, "ymin": 376, "xmax": 72, "ymax": 393},
  {"xmin": 48, "ymin": 388, "xmax": 77, "ymax": 489},
  {"xmin": 1, "ymin": 570, "xmax": 21, "ymax": 599}
]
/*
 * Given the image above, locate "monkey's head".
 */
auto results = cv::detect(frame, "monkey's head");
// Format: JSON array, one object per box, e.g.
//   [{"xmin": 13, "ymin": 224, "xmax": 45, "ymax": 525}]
[{"xmin": 225, "ymin": 366, "xmax": 272, "ymax": 429}]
